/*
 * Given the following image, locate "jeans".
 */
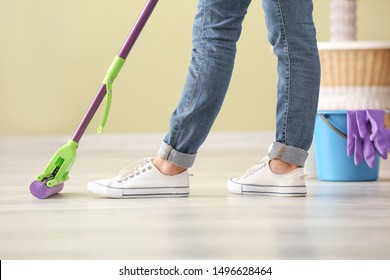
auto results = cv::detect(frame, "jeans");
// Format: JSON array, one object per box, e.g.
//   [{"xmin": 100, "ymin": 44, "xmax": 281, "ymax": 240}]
[{"xmin": 158, "ymin": 0, "xmax": 321, "ymax": 168}]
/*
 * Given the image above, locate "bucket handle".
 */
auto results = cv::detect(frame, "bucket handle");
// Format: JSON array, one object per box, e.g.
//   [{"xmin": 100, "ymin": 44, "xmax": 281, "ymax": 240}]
[{"xmin": 319, "ymin": 114, "xmax": 347, "ymax": 139}]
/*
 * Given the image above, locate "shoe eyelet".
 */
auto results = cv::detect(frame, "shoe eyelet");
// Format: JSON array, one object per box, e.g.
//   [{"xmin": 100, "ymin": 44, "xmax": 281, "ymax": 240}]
[
  {"xmin": 117, "ymin": 180, "xmax": 122, "ymax": 183},
  {"xmin": 147, "ymin": 166, "xmax": 152, "ymax": 170},
  {"xmin": 135, "ymin": 172, "xmax": 140, "ymax": 176},
  {"xmin": 142, "ymin": 169, "xmax": 146, "ymax": 173},
  {"xmin": 123, "ymin": 177, "xmax": 128, "ymax": 181}
]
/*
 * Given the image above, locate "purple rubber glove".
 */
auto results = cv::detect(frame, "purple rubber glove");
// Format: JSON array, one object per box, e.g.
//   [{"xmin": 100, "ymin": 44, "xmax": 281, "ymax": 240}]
[
  {"xmin": 347, "ymin": 110, "xmax": 363, "ymax": 165},
  {"xmin": 355, "ymin": 110, "xmax": 376, "ymax": 167},
  {"xmin": 366, "ymin": 110, "xmax": 390, "ymax": 160}
]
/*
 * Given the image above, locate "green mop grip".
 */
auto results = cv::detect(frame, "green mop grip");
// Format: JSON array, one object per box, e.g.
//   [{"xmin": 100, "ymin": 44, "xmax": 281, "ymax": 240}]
[{"xmin": 98, "ymin": 56, "xmax": 126, "ymax": 133}]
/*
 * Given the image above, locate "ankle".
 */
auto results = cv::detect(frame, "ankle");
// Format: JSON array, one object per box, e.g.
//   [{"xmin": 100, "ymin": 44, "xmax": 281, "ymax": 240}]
[
  {"xmin": 269, "ymin": 159, "xmax": 299, "ymax": 174},
  {"xmin": 153, "ymin": 157, "xmax": 187, "ymax": 176}
]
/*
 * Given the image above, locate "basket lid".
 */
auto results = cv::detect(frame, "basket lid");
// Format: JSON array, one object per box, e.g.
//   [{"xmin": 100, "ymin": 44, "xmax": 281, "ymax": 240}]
[{"xmin": 318, "ymin": 41, "xmax": 390, "ymax": 50}]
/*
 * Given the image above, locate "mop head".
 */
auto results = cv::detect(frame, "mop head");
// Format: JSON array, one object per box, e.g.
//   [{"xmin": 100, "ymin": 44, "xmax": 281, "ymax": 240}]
[
  {"xmin": 30, "ymin": 180, "xmax": 64, "ymax": 199},
  {"xmin": 30, "ymin": 139, "xmax": 78, "ymax": 199}
]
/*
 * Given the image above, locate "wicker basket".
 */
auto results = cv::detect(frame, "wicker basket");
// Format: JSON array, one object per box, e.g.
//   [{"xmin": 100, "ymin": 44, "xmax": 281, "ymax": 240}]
[{"xmin": 317, "ymin": 41, "xmax": 390, "ymax": 126}]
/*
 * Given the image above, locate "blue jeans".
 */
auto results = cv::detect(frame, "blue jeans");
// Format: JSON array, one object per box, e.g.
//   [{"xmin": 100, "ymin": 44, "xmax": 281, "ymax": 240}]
[{"xmin": 158, "ymin": 0, "xmax": 321, "ymax": 168}]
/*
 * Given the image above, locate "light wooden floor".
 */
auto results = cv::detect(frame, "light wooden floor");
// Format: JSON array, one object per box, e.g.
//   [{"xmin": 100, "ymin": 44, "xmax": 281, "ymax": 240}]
[{"xmin": 1, "ymin": 133, "xmax": 390, "ymax": 260}]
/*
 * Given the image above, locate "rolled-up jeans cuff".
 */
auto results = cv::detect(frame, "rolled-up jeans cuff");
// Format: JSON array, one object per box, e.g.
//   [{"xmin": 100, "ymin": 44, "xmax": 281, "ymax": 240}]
[
  {"xmin": 268, "ymin": 142, "xmax": 308, "ymax": 167},
  {"xmin": 157, "ymin": 141, "xmax": 196, "ymax": 169}
]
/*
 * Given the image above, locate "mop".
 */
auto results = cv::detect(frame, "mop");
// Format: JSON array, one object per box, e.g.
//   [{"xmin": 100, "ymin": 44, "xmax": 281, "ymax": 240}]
[{"xmin": 30, "ymin": 0, "xmax": 159, "ymax": 199}]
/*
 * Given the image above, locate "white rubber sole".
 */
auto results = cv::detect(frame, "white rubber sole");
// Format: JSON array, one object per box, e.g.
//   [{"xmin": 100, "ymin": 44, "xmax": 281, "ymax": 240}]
[
  {"xmin": 227, "ymin": 180, "xmax": 307, "ymax": 197},
  {"xmin": 87, "ymin": 182, "xmax": 190, "ymax": 199}
]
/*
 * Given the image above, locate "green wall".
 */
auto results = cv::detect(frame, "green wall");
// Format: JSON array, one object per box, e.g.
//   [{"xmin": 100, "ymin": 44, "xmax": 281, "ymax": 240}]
[{"xmin": 1, "ymin": 0, "xmax": 389, "ymax": 135}]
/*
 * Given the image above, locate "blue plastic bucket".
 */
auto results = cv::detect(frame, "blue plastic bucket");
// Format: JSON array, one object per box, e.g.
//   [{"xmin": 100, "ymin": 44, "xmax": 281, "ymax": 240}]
[{"xmin": 314, "ymin": 110, "xmax": 380, "ymax": 181}]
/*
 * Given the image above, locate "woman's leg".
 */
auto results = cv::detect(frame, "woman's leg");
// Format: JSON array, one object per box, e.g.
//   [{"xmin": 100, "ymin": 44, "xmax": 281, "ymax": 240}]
[
  {"xmin": 158, "ymin": 0, "xmax": 252, "ymax": 169},
  {"xmin": 263, "ymin": 0, "xmax": 321, "ymax": 167},
  {"xmin": 227, "ymin": 0, "xmax": 320, "ymax": 196}
]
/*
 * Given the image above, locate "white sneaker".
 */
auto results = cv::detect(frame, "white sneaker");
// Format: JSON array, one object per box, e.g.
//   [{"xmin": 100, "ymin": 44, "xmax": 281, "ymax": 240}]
[
  {"xmin": 227, "ymin": 157, "xmax": 307, "ymax": 197},
  {"xmin": 87, "ymin": 158, "xmax": 190, "ymax": 198}
]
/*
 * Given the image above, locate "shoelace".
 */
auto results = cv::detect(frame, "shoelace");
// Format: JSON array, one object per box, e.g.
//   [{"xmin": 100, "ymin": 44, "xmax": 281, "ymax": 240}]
[
  {"xmin": 242, "ymin": 156, "xmax": 269, "ymax": 178},
  {"xmin": 116, "ymin": 158, "xmax": 153, "ymax": 183}
]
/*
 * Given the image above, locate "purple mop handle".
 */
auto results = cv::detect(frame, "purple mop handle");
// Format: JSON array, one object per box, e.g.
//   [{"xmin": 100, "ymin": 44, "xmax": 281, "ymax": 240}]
[{"xmin": 72, "ymin": 0, "xmax": 159, "ymax": 143}]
